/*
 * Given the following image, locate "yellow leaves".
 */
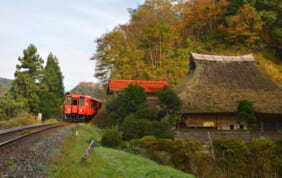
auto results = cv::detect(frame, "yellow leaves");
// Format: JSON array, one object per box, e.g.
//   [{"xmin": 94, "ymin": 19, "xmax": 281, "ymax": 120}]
[{"xmin": 226, "ymin": 5, "xmax": 263, "ymax": 45}]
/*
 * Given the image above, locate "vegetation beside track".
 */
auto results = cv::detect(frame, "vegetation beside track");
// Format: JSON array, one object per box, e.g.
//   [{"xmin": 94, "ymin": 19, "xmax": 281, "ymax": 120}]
[
  {"xmin": 50, "ymin": 124, "xmax": 193, "ymax": 178},
  {"xmin": 0, "ymin": 113, "xmax": 59, "ymax": 129}
]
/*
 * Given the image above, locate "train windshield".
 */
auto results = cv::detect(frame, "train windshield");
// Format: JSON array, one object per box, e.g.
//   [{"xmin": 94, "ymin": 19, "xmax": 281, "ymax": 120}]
[
  {"xmin": 79, "ymin": 97, "xmax": 85, "ymax": 106},
  {"xmin": 66, "ymin": 96, "xmax": 72, "ymax": 105}
]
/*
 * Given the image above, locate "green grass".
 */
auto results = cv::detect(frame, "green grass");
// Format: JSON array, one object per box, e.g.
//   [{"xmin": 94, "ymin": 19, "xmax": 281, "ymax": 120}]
[
  {"xmin": 5, "ymin": 161, "xmax": 14, "ymax": 166},
  {"xmin": 21, "ymin": 129, "xmax": 30, "ymax": 135},
  {"xmin": 50, "ymin": 124, "xmax": 193, "ymax": 178}
]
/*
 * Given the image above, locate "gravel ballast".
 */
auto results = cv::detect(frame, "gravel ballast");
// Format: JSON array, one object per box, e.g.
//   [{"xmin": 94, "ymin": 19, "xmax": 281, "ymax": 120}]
[{"xmin": 0, "ymin": 125, "xmax": 76, "ymax": 177}]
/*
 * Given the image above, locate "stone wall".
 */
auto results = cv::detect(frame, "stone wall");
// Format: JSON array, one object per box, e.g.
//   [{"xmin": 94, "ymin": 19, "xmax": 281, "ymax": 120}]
[{"xmin": 175, "ymin": 130, "xmax": 282, "ymax": 145}]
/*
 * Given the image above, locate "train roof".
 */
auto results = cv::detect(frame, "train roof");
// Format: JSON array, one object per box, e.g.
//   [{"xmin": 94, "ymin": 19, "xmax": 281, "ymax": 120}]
[{"xmin": 66, "ymin": 93, "xmax": 102, "ymax": 103}]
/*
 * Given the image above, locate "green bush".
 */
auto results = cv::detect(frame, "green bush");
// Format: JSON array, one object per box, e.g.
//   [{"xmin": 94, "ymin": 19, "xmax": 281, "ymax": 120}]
[
  {"xmin": 248, "ymin": 138, "xmax": 279, "ymax": 177},
  {"xmin": 156, "ymin": 139, "xmax": 172, "ymax": 152},
  {"xmin": 101, "ymin": 129, "xmax": 122, "ymax": 148},
  {"xmin": 170, "ymin": 139, "xmax": 190, "ymax": 171},
  {"xmin": 275, "ymin": 139, "xmax": 282, "ymax": 176},
  {"xmin": 213, "ymin": 137, "xmax": 248, "ymax": 177},
  {"xmin": 236, "ymin": 100, "xmax": 256, "ymax": 130},
  {"xmin": 105, "ymin": 84, "xmax": 147, "ymax": 124},
  {"xmin": 122, "ymin": 118, "xmax": 173, "ymax": 140},
  {"xmin": 0, "ymin": 95, "xmax": 25, "ymax": 121},
  {"xmin": 135, "ymin": 107, "xmax": 160, "ymax": 121},
  {"xmin": 92, "ymin": 108, "xmax": 109, "ymax": 128}
]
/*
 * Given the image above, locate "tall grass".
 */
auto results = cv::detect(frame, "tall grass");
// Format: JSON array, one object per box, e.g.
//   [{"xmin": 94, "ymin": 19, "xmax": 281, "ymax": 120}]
[
  {"xmin": 51, "ymin": 124, "xmax": 193, "ymax": 178},
  {"xmin": 0, "ymin": 113, "xmax": 42, "ymax": 129}
]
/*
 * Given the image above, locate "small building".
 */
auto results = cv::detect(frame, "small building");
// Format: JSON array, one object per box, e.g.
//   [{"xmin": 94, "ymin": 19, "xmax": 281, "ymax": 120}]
[
  {"xmin": 175, "ymin": 53, "xmax": 282, "ymax": 132},
  {"xmin": 108, "ymin": 79, "xmax": 169, "ymax": 106}
]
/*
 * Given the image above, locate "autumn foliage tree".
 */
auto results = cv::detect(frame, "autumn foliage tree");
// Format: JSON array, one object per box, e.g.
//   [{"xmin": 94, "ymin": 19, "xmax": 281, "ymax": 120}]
[
  {"xmin": 92, "ymin": 0, "xmax": 281, "ymax": 86},
  {"xmin": 226, "ymin": 5, "xmax": 263, "ymax": 45}
]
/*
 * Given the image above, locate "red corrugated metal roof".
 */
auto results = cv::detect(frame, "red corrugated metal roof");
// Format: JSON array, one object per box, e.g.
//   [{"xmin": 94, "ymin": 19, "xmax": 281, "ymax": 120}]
[{"xmin": 108, "ymin": 79, "xmax": 169, "ymax": 93}]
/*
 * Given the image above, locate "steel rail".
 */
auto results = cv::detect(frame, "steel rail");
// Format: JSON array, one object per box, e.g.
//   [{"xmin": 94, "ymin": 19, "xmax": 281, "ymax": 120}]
[{"xmin": 0, "ymin": 123, "xmax": 66, "ymax": 147}]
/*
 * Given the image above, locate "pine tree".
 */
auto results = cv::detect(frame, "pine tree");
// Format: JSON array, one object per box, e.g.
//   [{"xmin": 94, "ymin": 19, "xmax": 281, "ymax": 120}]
[
  {"xmin": 39, "ymin": 53, "xmax": 64, "ymax": 119},
  {"xmin": 10, "ymin": 44, "xmax": 44, "ymax": 113}
]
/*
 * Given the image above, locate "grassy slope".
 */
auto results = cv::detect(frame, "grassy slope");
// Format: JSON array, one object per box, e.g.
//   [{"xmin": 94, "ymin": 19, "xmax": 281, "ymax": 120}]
[{"xmin": 51, "ymin": 124, "xmax": 193, "ymax": 178}]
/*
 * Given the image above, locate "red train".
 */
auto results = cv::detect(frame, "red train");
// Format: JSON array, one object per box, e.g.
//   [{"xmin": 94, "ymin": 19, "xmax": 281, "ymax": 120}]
[{"xmin": 64, "ymin": 93, "xmax": 102, "ymax": 121}]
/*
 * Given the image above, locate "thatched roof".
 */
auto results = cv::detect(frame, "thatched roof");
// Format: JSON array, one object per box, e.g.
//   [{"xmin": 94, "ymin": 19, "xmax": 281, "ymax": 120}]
[{"xmin": 175, "ymin": 53, "xmax": 282, "ymax": 114}]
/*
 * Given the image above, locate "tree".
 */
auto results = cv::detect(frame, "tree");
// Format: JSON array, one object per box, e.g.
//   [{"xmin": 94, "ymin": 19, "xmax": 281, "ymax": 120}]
[
  {"xmin": 226, "ymin": 5, "xmax": 263, "ymax": 45},
  {"xmin": 157, "ymin": 86, "xmax": 182, "ymax": 126},
  {"xmin": 0, "ymin": 95, "xmax": 25, "ymax": 121},
  {"xmin": 236, "ymin": 100, "xmax": 257, "ymax": 130},
  {"xmin": 10, "ymin": 44, "xmax": 44, "ymax": 113},
  {"xmin": 105, "ymin": 84, "xmax": 147, "ymax": 124},
  {"xmin": 248, "ymin": 139, "xmax": 279, "ymax": 177},
  {"xmin": 39, "ymin": 53, "xmax": 64, "ymax": 119},
  {"xmin": 213, "ymin": 137, "xmax": 248, "ymax": 177}
]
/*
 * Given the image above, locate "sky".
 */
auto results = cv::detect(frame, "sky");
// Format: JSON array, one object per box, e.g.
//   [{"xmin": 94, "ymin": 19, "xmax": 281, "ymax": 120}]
[{"xmin": 0, "ymin": 0, "xmax": 143, "ymax": 91}]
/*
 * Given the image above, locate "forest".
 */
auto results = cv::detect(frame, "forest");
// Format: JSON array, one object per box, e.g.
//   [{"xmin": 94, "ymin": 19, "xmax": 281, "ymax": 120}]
[{"xmin": 93, "ymin": 0, "xmax": 282, "ymax": 86}]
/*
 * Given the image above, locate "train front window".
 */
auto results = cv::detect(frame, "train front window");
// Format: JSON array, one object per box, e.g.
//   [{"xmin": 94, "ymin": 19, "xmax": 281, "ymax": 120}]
[
  {"xmin": 80, "ymin": 97, "xmax": 85, "ymax": 106},
  {"xmin": 66, "ymin": 96, "xmax": 72, "ymax": 105},
  {"xmin": 73, "ymin": 100, "xmax": 78, "ymax": 105}
]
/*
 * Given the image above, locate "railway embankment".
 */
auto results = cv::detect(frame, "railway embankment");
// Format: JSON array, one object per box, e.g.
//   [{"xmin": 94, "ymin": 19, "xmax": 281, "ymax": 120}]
[{"xmin": 51, "ymin": 124, "xmax": 193, "ymax": 178}]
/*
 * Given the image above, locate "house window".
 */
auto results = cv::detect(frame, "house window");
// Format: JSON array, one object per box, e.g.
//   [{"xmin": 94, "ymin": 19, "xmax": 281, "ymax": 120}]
[
  {"xmin": 240, "ymin": 125, "xmax": 244, "ymax": 129},
  {"xmin": 230, "ymin": 125, "xmax": 234, "ymax": 130}
]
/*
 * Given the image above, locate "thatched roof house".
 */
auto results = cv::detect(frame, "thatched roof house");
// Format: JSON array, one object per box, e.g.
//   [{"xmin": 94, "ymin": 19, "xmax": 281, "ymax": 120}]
[{"xmin": 175, "ymin": 53, "xmax": 282, "ymax": 131}]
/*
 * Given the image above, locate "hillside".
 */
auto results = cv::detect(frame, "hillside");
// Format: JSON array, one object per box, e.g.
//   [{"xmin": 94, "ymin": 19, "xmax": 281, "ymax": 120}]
[
  {"xmin": 52, "ymin": 124, "xmax": 193, "ymax": 178},
  {"xmin": 0, "ymin": 77, "xmax": 13, "ymax": 89},
  {"xmin": 92, "ymin": 0, "xmax": 282, "ymax": 87},
  {"xmin": 0, "ymin": 77, "xmax": 12, "ymax": 96},
  {"xmin": 70, "ymin": 82, "xmax": 107, "ymax": 100}
]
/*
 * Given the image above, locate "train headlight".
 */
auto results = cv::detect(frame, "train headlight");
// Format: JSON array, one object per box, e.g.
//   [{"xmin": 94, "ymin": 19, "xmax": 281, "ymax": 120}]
[{"xmin": 80, "ymin": 109, "xmax": 84, "ymax": 112}]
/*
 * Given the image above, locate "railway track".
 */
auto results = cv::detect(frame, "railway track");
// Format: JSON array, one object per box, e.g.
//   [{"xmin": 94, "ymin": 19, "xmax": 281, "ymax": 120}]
[{"xmin": 0, "ymin": 123, "xmax": 68, "ymax": 147}]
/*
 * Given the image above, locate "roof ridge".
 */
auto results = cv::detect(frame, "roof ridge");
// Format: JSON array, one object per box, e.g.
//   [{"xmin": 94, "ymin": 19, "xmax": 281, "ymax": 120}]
[{"xmin": 191, "ymin": 53, "xmax": 255, "ymax": 62}]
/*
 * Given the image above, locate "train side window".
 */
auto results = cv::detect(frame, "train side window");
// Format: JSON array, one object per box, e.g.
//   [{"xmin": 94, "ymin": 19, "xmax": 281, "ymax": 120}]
[
  {"xmin": 66, "ymin": 96, "xmax": 72, "ymax": 105},
  {"xmin": 80, "ymin": 97, "xmax": 85, "ymax": 106},
  {"xmin": 73, "ymin": 100, "xmax": 78, "ymax": 105},
  {"xmin": 94, "ymin": 102, "xmax": 97, "ymax": 109}
]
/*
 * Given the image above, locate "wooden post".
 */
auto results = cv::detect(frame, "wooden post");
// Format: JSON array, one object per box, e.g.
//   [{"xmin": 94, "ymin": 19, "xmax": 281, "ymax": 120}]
[
  {"xmin": 208, "ymin": 131, "xmax": 215, "ymax": 160},
  {"xmin": 81, "ymin": 139, "xmax": 97, "ymax": 162}
]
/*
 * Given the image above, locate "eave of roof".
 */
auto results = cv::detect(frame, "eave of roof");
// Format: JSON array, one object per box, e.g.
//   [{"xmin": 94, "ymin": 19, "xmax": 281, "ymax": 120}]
[{"xmin": 108, "ymin": 79, "xmax": 169, "ymax": 93}]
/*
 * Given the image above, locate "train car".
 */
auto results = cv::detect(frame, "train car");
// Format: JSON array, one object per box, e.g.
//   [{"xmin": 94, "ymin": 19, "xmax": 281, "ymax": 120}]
[{"xmin": 64, "ymin": 93, "xmax": 102, "ymax": 121}]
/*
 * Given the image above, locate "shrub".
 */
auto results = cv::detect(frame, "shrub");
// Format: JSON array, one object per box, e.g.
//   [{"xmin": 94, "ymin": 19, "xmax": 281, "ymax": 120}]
[
  {"xmin": 135, "ymin": 107, "xmax": 160, "ymax": 121},
  {"xmin": 122, "ymin": 118, "xmax": 152, "ymax": 140},
  {"xmin": 92, "ymin": 108, "xmax": 109, "ymax": 128},
  {"xmin": 122, "ymin": 118, "xmax": 173, "ymax": 140},
  {"xmin": 0, "ymin": 95, "xmax": 25, "ymax": 121},
  {"xmin": 44, "ymin": 118, "xmax": 58, "ymax": 124},
  {"xmin": 248, "ymin": 138, "xmax": 279, "ymax": 177},
  {"xmin": 156, "ymin": 139, "xmax": 172, "ymax": 152},
  {"xmin": 156, "ymin": 86, "xmax": 182, "ymax": 126},
  {"xmin": 106, "ymin": 84, "xmax": 147, "ymax": 124},
  {"xmin": 170, "ymin": 139, "xmax": 190, "ymax": 171},
  {"xmin": 0, "ymin": 112, "xmax": 41, "ymax": 129},
  {"xmin": 213, "ymin": 137, "xmax": 248, "ymax": 177},
  {"xmin": 151, "ymin": 120, "xmax": 174, "ymax": 139},
  {"xmin": 275, "ymin": 139, "xmax": 282, "ymax": 176},
  {"xmin": 141, "ymin": 136, "xmax": 158, "ymax": 152},
  {"xmin": 236, "ymin": 100, "xmax": 256, "ymax": 130},
  {"xmin": 101, "ymin": 129, "xmax": 122, "ymax": 148}
]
